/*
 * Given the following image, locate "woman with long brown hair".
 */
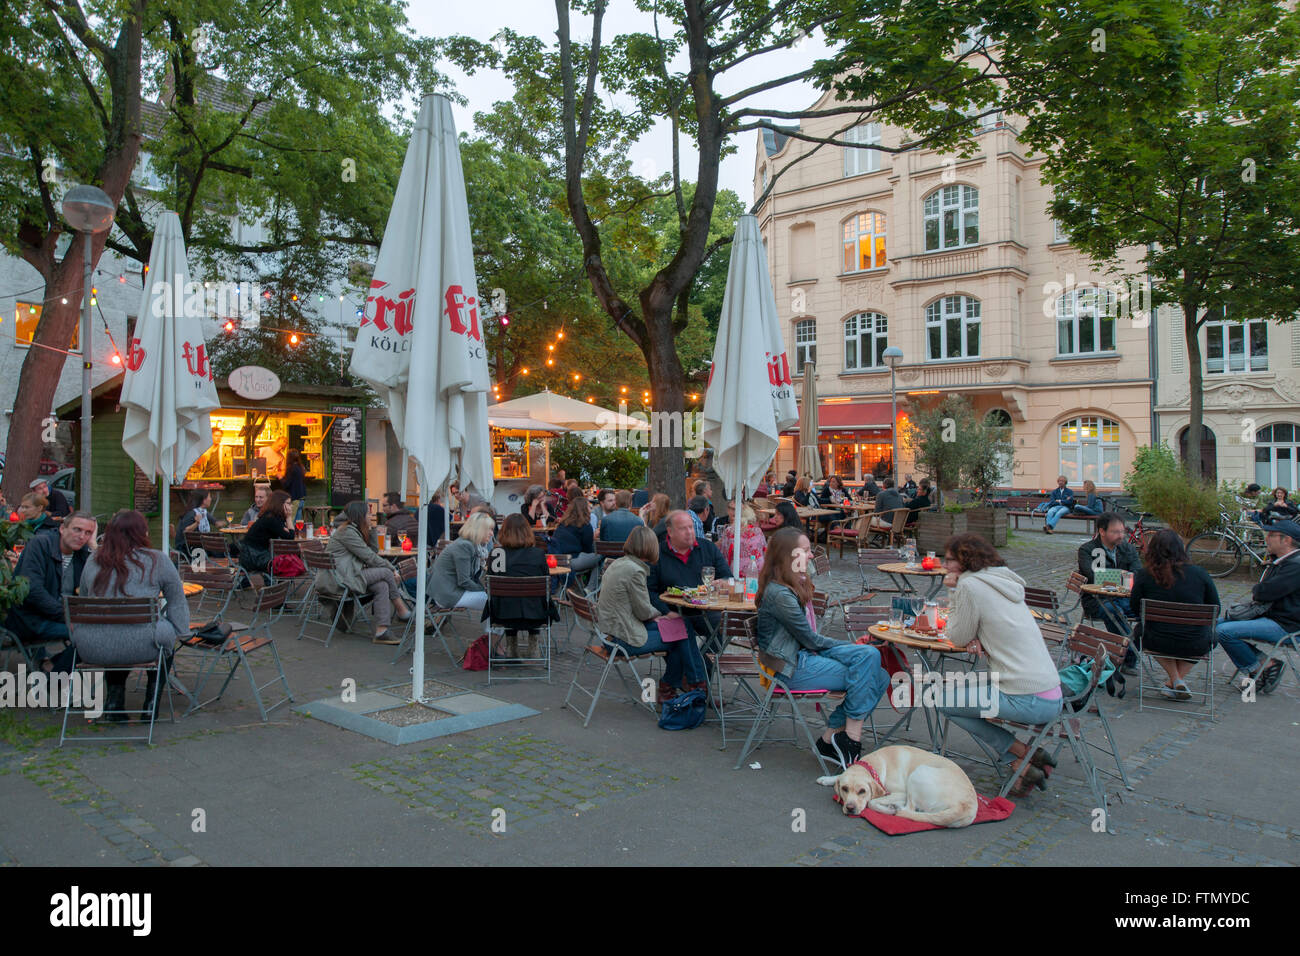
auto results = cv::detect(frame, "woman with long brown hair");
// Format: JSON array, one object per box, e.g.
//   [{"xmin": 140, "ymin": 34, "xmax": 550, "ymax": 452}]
[
  {"xmin": 754, "ymin": 527, "xmax": 889, "ymax": 768},
  {"xmin": 1129, "ymin": 529, "xmax": 1219, "ymax": 699},
  {"xmin": 239, "ymin": 489, "xmax": 296, "ymax": 575},
  {"xmin": 641, "ymin": 492, "xmax": 672, "ymax": 535},
  {"xmin": 76, "ymin": 510, "xmax": 189, "ymax": 722},
  {"xmin": 549, "ymin": 495, "xmax": 601, "ymax": 585}
]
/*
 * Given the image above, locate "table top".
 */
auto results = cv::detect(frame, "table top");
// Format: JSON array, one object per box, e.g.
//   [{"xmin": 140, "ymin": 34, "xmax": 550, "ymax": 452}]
[
  {"xmin": 182, "ymin": 582, "xmax": 204, "ymax": 597},
  {"xmin": 378, "ymin": 548, "xmax": 416, "ymax": 558},
  {"xmin": 1081, "ymin": 583, "xmax": 1131, "ymax": 597},
  {"xmin": 221, "ymin": 526, "xmax": 249, "ymax": 535},
  {"xmin": 878, "ymin": 562, "xmax": 947, "ymax": 577},
  {"xmin": 837, "ymin": 501, "xmax": 876, "ymax": 512},
  {"xmin": 867, "ymin": 623, "xmax": 963, "ymax": 652},
  {"xmin": 659, "ymin": 590, "xmax": 755, "ymax": 613}
]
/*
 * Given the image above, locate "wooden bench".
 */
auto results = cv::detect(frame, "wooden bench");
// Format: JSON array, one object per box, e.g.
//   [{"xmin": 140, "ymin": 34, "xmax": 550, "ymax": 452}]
[{"xmin": 1007, "ymin": 499, "xmax": 1102, "ymax": 533}]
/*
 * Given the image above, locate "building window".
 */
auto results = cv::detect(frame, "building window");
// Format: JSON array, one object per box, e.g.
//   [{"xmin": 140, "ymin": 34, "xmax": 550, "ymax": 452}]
[
  {"xmin": 842, "ymin": 212, "xmax": 887, "ymax": 273},
  {"xmin": 1056, "ymin": 287, "xmax": 1117, "ymax": 355},
  {"xmin": 1254, "ymin": 423, "xmax": 1300, "ymax": 490},
  {"xmin": 794, "ymin": 319, "xmax": 816, "ymax": 374},
  {"xmin": 14, "ymin": 301, "xmax": 78, "ymax": 351},
  {"xmin": 1052, "ymin": 218, "xmax": 1069, "ymax": 244},
  {"xmin": 1205, "ymin": 315, "xmax": 1267, "ymax": 374},
  {"xmin": 843, "ymin": 122, "xmax": 881, "ymax": 177},
  {"xmin": 925, "ymin": 296, "xmax": 980, "ymax": 360},
  {"xmin": 923, "ymin": 184, "xmax": 979, "ymax": 251},
  {"xmin": 844, "ymin": 312, "xmax": 888, "ymax": 371},
  {"xmin": 985, "ymin": 409, "xmax": 1015, "ymax": 486},
  {"xmin": 1059, "ymin": 415, "xmax": 1121, "ymax": 487},
  {"xmin": 760, "ymin": 165, "xmax": 768, "ymax": 192}
]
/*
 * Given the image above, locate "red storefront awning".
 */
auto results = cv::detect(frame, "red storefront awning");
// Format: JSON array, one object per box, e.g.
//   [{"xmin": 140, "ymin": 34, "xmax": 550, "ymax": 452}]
[{"xmin": 784, "ymin": 401, "xmax": 894, "ymax": 435}]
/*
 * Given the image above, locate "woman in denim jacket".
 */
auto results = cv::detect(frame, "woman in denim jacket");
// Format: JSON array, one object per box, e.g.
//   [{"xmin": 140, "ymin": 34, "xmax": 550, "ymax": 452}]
[{"xmin": 755, "ymin": 527, "xmax": 889, "ymax": 768}]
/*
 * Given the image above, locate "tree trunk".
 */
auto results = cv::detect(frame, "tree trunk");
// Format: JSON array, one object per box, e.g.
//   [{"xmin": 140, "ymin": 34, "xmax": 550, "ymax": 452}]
[
  {"xmin": 1183, "ymin": 301, "xmax": 1205, "ymax": 481},
  {"xmin": 638, "ymin": 295, "xmax": 688, "ymax": 507}
]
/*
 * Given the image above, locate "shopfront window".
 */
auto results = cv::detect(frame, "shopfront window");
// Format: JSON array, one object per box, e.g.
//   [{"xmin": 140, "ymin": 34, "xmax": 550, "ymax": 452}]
[{"xmin": 183, "ymin": 410, "xmax": 329, "ymax": 482}]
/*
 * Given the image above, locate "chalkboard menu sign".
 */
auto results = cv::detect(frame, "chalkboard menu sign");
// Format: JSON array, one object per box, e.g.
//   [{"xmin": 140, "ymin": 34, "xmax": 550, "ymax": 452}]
[
  {"xmin": 133, "ymin": 465, "xmax": 159, "ymax": 515},
  {"xmin": 329, "ymin": 404, "xmax": 364, "ymax": 507}
]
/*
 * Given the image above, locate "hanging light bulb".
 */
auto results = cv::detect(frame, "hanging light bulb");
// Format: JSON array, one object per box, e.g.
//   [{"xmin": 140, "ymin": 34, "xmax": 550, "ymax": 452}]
[
  {"xmin": 573, "ymin": 373, "xmax": 581, "ymax": 382},
  {"xmin": 291, "ymin": 294, "xmax": 298, "ymax": 302},
  {"xmin": 546, "ymin": 359, "xmax": 554, "ymax": 366},
  {"xmin": 557, "ymin": 331, "xmax": 564, "ymax": 340},
  {"xmin": 111, "ymin": 352, "xmax": 122, "ymax": 365},
  {"xmin": 620, "ymin": 386, "xmax": 627, "ymax": 394},
  {"xmin": 224, "ymin": 320, "xmax": 235, "ymax": 333},
  {"xmin": 587, "ymin": 397, "xmax": 594, "ymax": 403},
  {"xmin": 61, "ymin": 298, "xmax": 68, "ymax": 304},
  {"xmin": 521, "ymin": 367, "xmax": 529, "ymax": 375},
  {"xmin": 290, "ymin": 333, "xmax": 299, "ymax": 345},
  {"xmin": 118, "ymin": 275, "xmax": 126, "ymax": 283},
  {"xmin": 547, "ymin": 344, "xmax": 554, "ymax": 351},
  {"xmin": 500, "ymin": 316, "xmax": 509, "ymax": 326},
  {"xmin": 264, "ymin": 290, "xmax": 273, "ymax": 299}
]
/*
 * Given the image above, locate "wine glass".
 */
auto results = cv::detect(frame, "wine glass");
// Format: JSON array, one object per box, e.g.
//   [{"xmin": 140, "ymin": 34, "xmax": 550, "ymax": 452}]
[
  {"xmin": 909, "ymin": 596, "xmax": 925, "ymax": 621},
  {"xmin": 701, "ymin": 566, "xmax": 716, "ymax": 594},
  {"xmin": 295, "ymin": 519, "xmax": 305, "ymax": 537}
]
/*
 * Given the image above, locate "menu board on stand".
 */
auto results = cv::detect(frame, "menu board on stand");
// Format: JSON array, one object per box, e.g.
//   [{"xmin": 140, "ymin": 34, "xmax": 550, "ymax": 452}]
[{"xmin": 329, "ymin": 405, "xmax": 364, "ymax": 508}]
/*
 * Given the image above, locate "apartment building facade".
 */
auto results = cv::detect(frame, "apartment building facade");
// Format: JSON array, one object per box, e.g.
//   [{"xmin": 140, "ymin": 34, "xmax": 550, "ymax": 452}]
[{"xmin": 753, "ymin": 92, "xmax": 1156, "ymax": 491}]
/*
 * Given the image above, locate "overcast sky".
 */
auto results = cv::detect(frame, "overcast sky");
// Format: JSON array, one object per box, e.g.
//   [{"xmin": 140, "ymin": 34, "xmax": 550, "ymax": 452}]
[{"xmin": 404, "ymin": 1, "xmax": 834, "ymax": 207}]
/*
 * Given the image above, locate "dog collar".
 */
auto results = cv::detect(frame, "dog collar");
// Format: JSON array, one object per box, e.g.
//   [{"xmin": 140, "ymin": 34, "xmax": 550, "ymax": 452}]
[{"xmin": 852, "ymin": 758, "xmax": 889, "ymax": 796}]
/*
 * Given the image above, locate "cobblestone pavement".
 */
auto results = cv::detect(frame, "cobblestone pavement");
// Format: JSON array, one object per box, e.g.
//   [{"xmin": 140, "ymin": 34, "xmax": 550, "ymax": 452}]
[{"xmin": 1, "ymin": 531, "xmax": 1296, "ymax": 867}]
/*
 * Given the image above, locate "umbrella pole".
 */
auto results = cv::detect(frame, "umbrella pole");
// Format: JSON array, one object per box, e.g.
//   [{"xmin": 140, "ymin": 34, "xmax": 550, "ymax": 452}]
[
  {"xmin": 161, "ymin": 475, "xmax": 170, "ymax": 561},
  {"xmin": 413, "ymin": 494, "xmax": 428, "ymax": 703},
  {"xmin": 399, "ymin": 449, "xmax": 409, "ymax": 504},
  {"xmin": 733, "ymin": 482, "xmax": 744, "ymax": 580}
]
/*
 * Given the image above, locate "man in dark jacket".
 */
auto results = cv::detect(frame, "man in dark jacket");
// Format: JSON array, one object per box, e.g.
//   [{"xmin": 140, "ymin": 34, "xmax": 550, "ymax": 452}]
[
  {"xmin": 29, "ymin": 477, "xmax": 71, "ymax": 520},
  {"xmin": 1215, "ymin": 520, "xmax": 1300, "ymax": 692},
  {"xmin": 647, "ymin": 511, "xmax": 733, "ymax": 651},
  {"xmin": 3, "ymin": 511, "xmax": 96, "ymax": 662},
  {"xmin": 1077, "ymin": 512, "xmax": 1142, "ymax": 639},
  {"xmin": 598, "ymin": 490, "xmax": 644, "ymax": 543}
]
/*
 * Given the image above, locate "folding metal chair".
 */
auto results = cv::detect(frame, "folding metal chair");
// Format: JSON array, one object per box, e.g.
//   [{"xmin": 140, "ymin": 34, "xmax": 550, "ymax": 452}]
[
  {"xmin": 174, "ymin": 582, "xmax": 295, "ymax": 720},
  {"xmin": 730, "ymin": 643, "xmax": 837, "ymax": 774},
  {"xmin": 1025, "ymin": 585, "xmax": 1072, "ymax": 664},
  {"xmin": 856, "ymin": 548, "xmax": 903, "ymax": 594},
  {"xmin": 1234, "ymin": 629, "xmax": 1300, "ymax": 693},
  {"xmin": 811, "ymin": 550, "xmax": 876, "ymax": 627},
  {"xmin": 484, "ymin": 574, "xmax": 553, "ymax": 685},
  {"xmin": 864, "ymin": 509, "xmax": 910, "ymax": 549},
  {"xmin": 562, "ymin": 589, "xmax": 663, "ymax": 727},
  {"xmin": 296, "ymin": 549, "xmax": 373, "ymax": 646},
  {"xmin": 1056, "ymin": 625, "xmax": 1134, "ymax": 792},
  {"xmin": 704, "ymin": 611, "xmax": 762, "ymax": 748},
  {"xmin": 60, "ymin": 596, "xmax": 173, "ymax": 746},
  {"xmin": 1064, "ymin": 570, "xmax": 1106, "ymax": 629},
  {"xmin": 1136, "ymin": 599, "xmax": 1220, "ymax": 720}
]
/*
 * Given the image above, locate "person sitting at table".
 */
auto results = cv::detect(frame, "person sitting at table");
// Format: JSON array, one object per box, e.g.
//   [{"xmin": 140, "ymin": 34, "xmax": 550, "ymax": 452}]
[
  {"xmin": 692, "ymin": 480, "xmax": 716, "ymax": 528},
  {"xmin": 239, "ymin": 490, "xmax": 296, "ymax": 579},
  {"xmin": 424, "ymin": 491, "xmax": 447, "ymax": 544},
  {"xmin": 1129, "ymin": 530, "xmax": 1220, "ymax": 700},
  {"xmin": 755, "ymin": 527, "xmax": 890, "ymax": 769},
  {"xmin": 759, "ymin": 499, "xmax": 803, "ymax": 534},
  {"xmin": 646, "ymin": 510, "xmax": 733, "ymax": 650},
  {"xmin": 1077, "ymin": 512, "xmax": 1142, "ymax": 642},
  {"xmin": 1214, "ymin": 519, "xmax": 1300, "ymax": 694},
  {"xmin": 863, "ymin": 476, "xmax": 881, "ymax": 498},
  {"xmin": 598, "ymin": 490, "xmax": 644, "ymax": 544},
  {"xmin": 283, "ymin": 448, "xmax": 308, "ymax": 521},
  {"xmin": 754, "ymin": 471, "xmax": 774, "ymax": 498},
  {"xmin": 174, "ymin": 489, "xmax": 213, "ymax": 560},
  {"xmin": 643, "ymin": 493, "xmax": 673, "ymax": 537},
  {"xmin": 717, "ymin": 500, "xmax": 767, "ymax": 572},
  {"xmin": 792, "ymin": 475, "xmax": 835, "ymax": 542},
  {"xmin": 824, "ymin": 474, "xmax": 849, "ymax": 506},
  {"xmin": 901, "ymin": 474, "xmax": 918, "ymax": 499},
  {"xmin": 28, "ymin": 477, "xmax": 71, "ymax": 520},
  {"xmin": 1072, "ymin": 479, "xmax": 1104, "ymax": 517},
  {"xmin": 687, "ymin": 495, "xmax": 711, "ymax": 538},
  {"xmin": 239, "ymin": 483, "xmax": 270, "ymax": 526},
  {"xmin": 1259, "ymin": 487, "xmax": 1300, "ymax": 525},
  {"xmin": 426, "ymin": 512, "xmax": 495, "ymax": 619},
  {"xmin": 317, "ymin": 500, "xmax": 411, "ymax": 644},
  {"xmin": 904, "ymin": 478, "xmax": 933, "ymax": 528},
  {"xmin": 780, "ymin": 470, "xmax": 798, "ymax": 497},
  {"xmin": 381, "ymin": 491, "xmax": 419, "ymax": 540},
  {"xmin": 594, "ymin": 488, "xmax": 616, "ymax": 535},
  {"xmin": 869, "ymin": 478, "xmax": 905, "ymax": 530},
  {"xmin": 548, "ymin": 478, "xmax": 569, "ymax": 516},
  {"xmin": 3, "ymin": 512, "xmax": 96, "ymax": 671},
  {"xmin": 521, "ymin": 484, "xmax": 556, "ymax": 525},
  {"xmin": 549, "ymin": 496, "xmax": 602, "ymax": 587},
  {"xmin": 935, "ymin": 533, "xmax": 1063, "ymax": 797},
  {"xmin": 599, "ymin": 525, "xmax": 705, "ymax": 702},
  {"xmin": 1039, "ymin": 475, "xmax": 1076, "ymax": 534},
  {"xmin": 488, "ymin": 514, "xmax": 561, "ymax": 656},
  {"xmin": 75, "ymin": 510, "xmax": 188, "ymax": 722},
  {"xmin": 16, "ymin": 492, "xmax": 56, "ymax": 536}
]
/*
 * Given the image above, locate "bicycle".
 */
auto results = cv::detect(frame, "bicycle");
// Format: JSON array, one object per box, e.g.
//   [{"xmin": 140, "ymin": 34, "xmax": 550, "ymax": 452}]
[{"xmin": 1186, "ymin": 511, "xmax": 1270, "ymax": 578}]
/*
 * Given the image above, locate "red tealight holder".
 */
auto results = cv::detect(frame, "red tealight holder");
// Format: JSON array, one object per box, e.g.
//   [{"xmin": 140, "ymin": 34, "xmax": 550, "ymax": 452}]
[
  {"xmin": 8, "ymin": 512, "xmax": 18, "ymax": 522},
  {"xmin": 921, "ymin": 557, "xmax": 936, "ymax": 570},
  {"xmin": 546, "ymin": 555, "xmax": 558, "ymax": 569},
  {"xmin": 401, "ymin": 537, "xmax": 413, "ymax": 552}
]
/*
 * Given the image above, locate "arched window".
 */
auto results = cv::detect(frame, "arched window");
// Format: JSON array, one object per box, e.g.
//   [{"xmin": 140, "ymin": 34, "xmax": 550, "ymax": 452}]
[
  {"xmin": 925, "ymin": 296, "xmax": 981, "ymax": 360},
  {"xmin": 1254, "ymin": 423, "xmax": 1300, "ymax": 490},
  {"xmin": 923, "ymin": 184, "xmax": 979, "ymax": 251},
  {"xmin": 1059, "ymin": 416, "xmax": 1121, "ymax": 486},
  {"xmin": 842, "ymin": 212, "xmax": 887, "ymax": 273},
  {"xmin": 1056, "ymin": 287, "xmax": 1117, "ymax": 355},
  {"xmin": 844, "ymin": 312, "xmax": 888, "ymax": 370}
]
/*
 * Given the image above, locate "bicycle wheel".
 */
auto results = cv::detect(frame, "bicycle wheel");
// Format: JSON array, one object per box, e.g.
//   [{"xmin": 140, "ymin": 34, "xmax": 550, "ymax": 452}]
[{"xmin": 1186, "ymin": 533, "xmax": 1241, "ymax": 578}]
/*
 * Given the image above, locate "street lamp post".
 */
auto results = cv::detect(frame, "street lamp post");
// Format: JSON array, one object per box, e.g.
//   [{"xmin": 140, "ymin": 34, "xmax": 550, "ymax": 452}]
[
  {"xmin": 61, "ymin": 185, "xmax": 116, "ymax": 517},
  {"xmin": 882, "ymin": 346, "xmax": 904, "ymax": 487}
]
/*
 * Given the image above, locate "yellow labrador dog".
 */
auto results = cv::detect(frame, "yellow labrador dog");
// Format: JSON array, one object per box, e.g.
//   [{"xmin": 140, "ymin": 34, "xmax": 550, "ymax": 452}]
[{"xmin": 817, "ymin": 745, "xmax": 978, "ymax": 828}]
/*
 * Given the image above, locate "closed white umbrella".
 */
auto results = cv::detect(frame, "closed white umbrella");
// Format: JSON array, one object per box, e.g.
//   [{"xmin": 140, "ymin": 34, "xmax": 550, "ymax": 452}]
[
  {"xmin": 121, "ymin": 211, "xmax": 220, "ymax": 550},
  {"xmin": 348, "ymin": 93, "xmax": 493, "ymax": 702},
  {"xmin": 701, "ymin": 215, "xmax": 799, "ymax": 578},
  {"xmin": 798, "ymin": 364, "xmax": 823, "ymax": 481}
]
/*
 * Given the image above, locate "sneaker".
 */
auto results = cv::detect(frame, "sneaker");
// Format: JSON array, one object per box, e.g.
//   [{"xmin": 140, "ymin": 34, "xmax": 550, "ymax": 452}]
[
  {"xmin": 816, "ymin": 737, "xmax": 844, "ymax": 770},
  {"xmin": 1258, "ymin": 660, "xmax": 1284, "ymax": 694},
  {"xmin": 829, "ymin": 731, "xmax": 862, "ymax": 768}
]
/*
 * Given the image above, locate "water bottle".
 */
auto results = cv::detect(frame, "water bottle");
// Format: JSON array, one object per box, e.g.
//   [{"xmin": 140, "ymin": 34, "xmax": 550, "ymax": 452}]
[{"xmin": 743, "ymin": 556, "xmax": 759, "ymax": 602}]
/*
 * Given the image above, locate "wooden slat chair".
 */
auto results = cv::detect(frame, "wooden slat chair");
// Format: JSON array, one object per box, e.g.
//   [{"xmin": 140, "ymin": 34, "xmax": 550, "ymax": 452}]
[
  {"xmin": 1064, "ymin": 570, "xmax": 1104, "ymax": 628},
  {"xmin": 60, "ymin": 596, "xmax": 172, "ymax": 746},
  {"xmin": 843, "ymin": 604, "xmax": 891, "ymax": 642},
  {"xmin": 179, "ymin": 566, "xmax": 245, "ymax": 632},
  {"xmin": 1136, "ymin": 599, "xmax": 1220, "ymax": 720},
  {"xmin": 864, "ymin": 508, "xmax": 911, "ymax": 549},
  {"xmin": 1054, "ymin": 625, "xmax": 1135, "ymax": 792},
  {"xmin": 391, "ymin": 579, "xmax": 477, "ymax": 668},
  {"xmin": 1024, "ymin": 585, "xmax": 1072, "ymax": 664},
  {"xmin": 594, "ymin": 540, "xmax": 626, "ymax": 560},
  {"xmin": 857, "ymin": 548, "xmax": 903, "ymax": 595},
  {"xmin": 825, "ymin": 514, "xmax": 861, "ymax": 558},
  {"xmin": 197, "ymin": 533, "xmax": 236, "ymax": 570},
  {"xmin": 562, "ymin": 589, "xmax": 663, "ymax": 727},
  {"xmin": 484, "ymin": 575, "xmax": 553, "ymax": 685},
  {"xmin": 268, "ymin": 538, "xmax": 313, "ymax": 612},
  {"xmin": 295, "ymin": 548, "xmax": 373, "ymax": 647}
]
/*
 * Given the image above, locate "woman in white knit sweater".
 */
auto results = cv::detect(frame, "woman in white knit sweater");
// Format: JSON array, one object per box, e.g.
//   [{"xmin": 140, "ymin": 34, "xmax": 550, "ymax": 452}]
[{"xmin": 937, "ymin": 534, "xmax": 1062, "ymax": 797}]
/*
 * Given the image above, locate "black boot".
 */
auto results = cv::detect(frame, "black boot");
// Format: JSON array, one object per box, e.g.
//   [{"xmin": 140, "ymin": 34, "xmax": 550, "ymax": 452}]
[
  {"xmin": 104, "ymin": 683, "xmax": 128, "ymax": 724},
  {"xmin": 138, "ymin": 658, "xmax": 169, "ymax": 721}
]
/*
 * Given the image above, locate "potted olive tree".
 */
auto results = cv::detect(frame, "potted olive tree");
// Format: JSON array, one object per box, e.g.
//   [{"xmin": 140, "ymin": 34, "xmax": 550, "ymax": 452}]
[
  {"xmin": 902, "ymin": 397, "xmax": 977, "ymax": 552},
  {"xmin": 962, "ymin": 417, "xmax": 1014, "ymax": 547}
]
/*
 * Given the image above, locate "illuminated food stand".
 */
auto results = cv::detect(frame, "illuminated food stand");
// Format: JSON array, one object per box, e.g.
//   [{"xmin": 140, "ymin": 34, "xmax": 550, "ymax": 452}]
[{"xmin": 486, "ymin": 413, "xmax": 567, "ymax": 512}]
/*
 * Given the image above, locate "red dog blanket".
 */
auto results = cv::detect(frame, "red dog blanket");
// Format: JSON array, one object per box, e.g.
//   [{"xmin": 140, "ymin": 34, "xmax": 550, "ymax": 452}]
[{"xmin": 833, "ymin": 792, "xmax": 1016, "ymax": 835}]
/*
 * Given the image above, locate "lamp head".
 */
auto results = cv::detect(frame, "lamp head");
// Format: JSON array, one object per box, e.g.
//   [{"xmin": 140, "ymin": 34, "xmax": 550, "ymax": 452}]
[{"xmin": 61, "ymin": 184, "xmax": 115, "ymax": 233}]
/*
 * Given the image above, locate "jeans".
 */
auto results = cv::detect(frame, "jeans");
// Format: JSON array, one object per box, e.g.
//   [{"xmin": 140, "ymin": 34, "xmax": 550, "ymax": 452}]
[
  {"xmin": 612, "ymin": 620, "xmax": 706, "ymax": 688},
  {"xmin": 1045, "ymin": 505, "xmax": 1072, "ymax": 529},
  {"xmin": 1215, "ymin": 617, "xmax": 1288, "ymax": 672},
  {"xmin": 940, "ymin": 687, "xmax": 1062, "ymax": 761},
  {"xmin": 781, "ymin": 644, "xmax": 890, "ymax": 728},
  {"xmin": 1097, "ymin": 598, "xmax": 1134, "ymax": 637},
  {"xmin": 1073, "ymin": 505, "xmax": 1101, "ymax": 516}
]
